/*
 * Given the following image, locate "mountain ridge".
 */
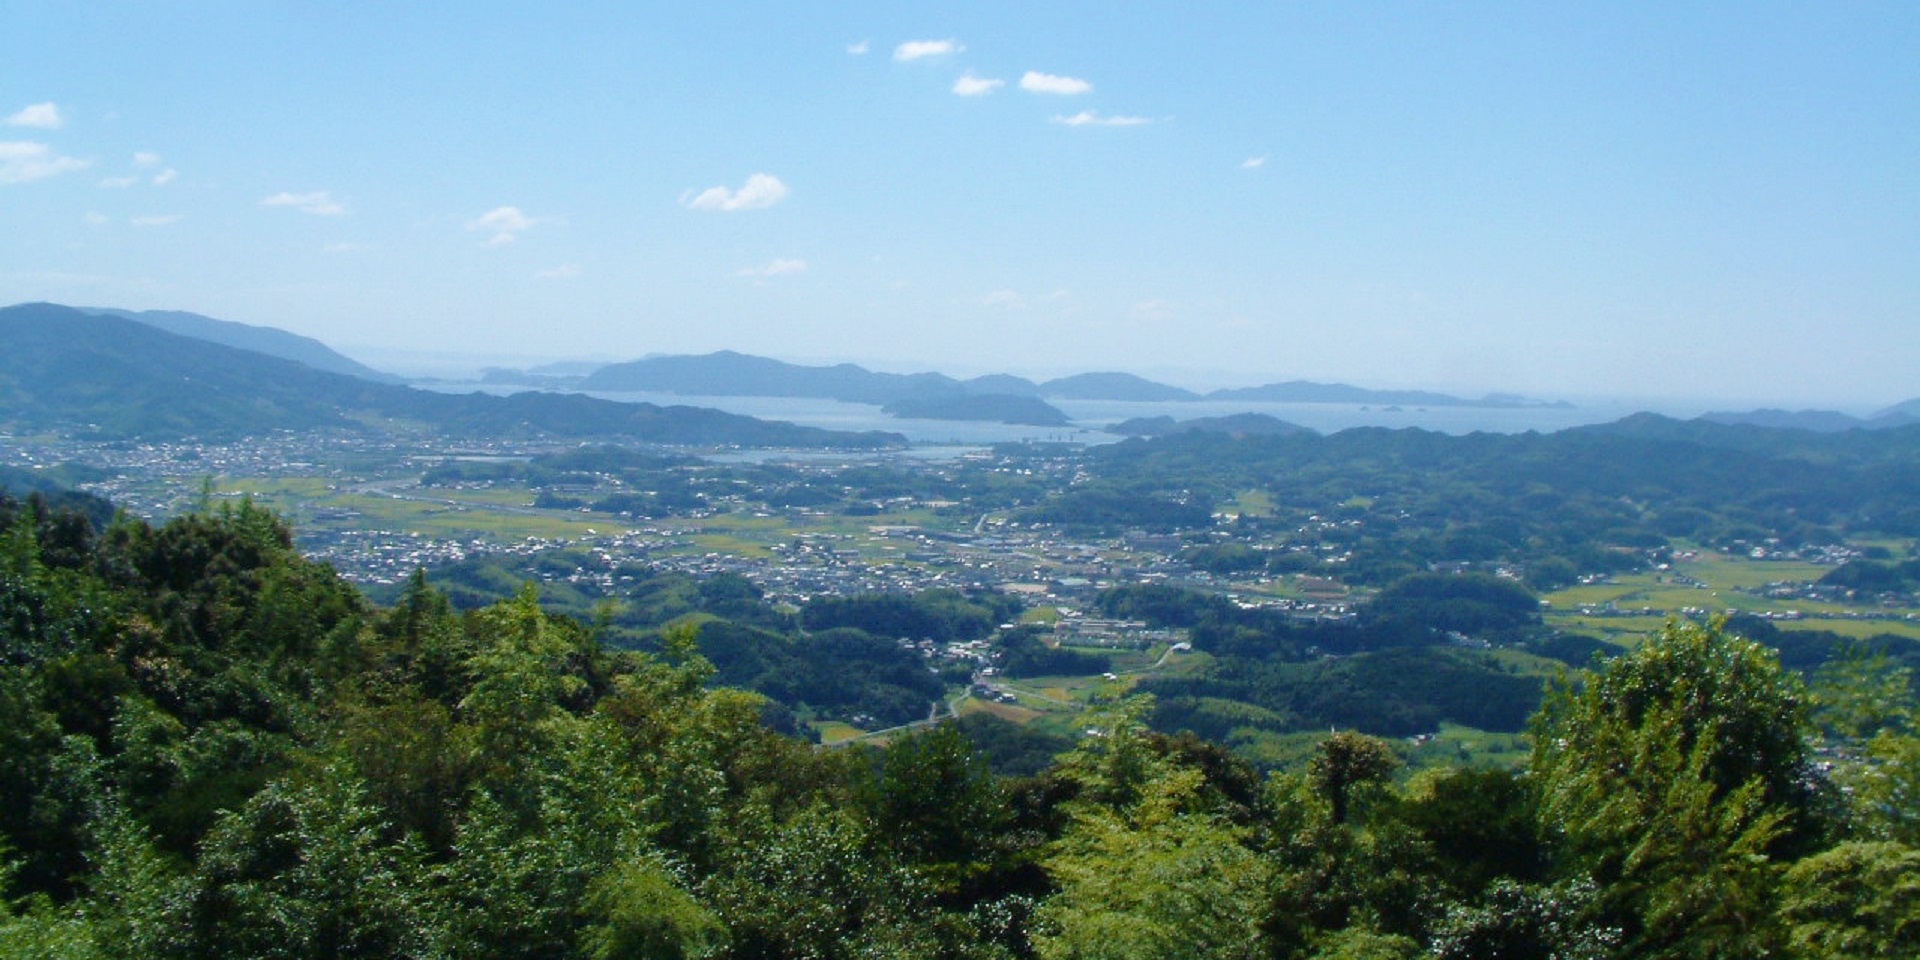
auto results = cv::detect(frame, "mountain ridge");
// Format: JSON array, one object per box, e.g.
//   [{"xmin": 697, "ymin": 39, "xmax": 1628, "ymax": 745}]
[
  {"xmin": 79, "ymin": 306, "xmax": 403, "ymax": 383},
  {"xmin": 0, "ymin": 304, "xmax": 901, "ymax": 448},
  {"xmin": 554, "ymin": 350, "xmax": 1573, "ymax": 409}
]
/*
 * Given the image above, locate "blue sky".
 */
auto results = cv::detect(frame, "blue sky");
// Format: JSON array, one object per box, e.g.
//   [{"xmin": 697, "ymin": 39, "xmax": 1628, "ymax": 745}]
[{"xmin": 3, "ymin": 3, "xmax": 1915, "ymax": 406}]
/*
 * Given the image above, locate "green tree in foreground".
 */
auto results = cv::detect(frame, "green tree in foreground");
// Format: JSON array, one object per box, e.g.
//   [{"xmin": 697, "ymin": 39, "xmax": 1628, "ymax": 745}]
[{"xmin": 1531, "ymin": 618, "xmax": 1818, "ymax": 959}]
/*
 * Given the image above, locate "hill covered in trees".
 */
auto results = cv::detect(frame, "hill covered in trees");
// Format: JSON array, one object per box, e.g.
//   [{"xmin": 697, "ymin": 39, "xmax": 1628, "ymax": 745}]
[{"xmin": 77, "ymin": 306, "xmax": 403, "ymax": 383}]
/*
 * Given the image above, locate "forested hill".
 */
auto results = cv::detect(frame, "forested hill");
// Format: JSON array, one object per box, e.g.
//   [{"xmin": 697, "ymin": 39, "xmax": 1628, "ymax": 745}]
[
  {"xmin": 78, "ymin": 306, "xmax": 403, "ymax": 383},
  {"xmin": 0, "ymin": 303, "xmax": 901, "ymax": 447},
  {"xmin": 2, "ymin": 493, "xmax": 1918, "ymax": 959},
  {"xmin": 1077, "ymin": 416, "xmax": 1920, "ymax": 550}
]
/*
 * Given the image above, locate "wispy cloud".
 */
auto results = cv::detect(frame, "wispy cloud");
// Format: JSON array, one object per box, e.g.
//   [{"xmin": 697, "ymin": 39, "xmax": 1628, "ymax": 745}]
[
  {"xmin": 894, "ymin": 39, "xmax": 961, "ymax": 61},
  {"xmin": 323, "ymin": 242, "xmax": 368, "ymax": 253},
  {"xmin": 952, "ymin": 74, "xmax": 1004, "ymax": 96},
  {"xmin": 537, "ymin": 263, "xmax": 583, "ymax": 279},
  {"xmin": 1241, "ymin": 156, "xmax": 1266, "ymax": 169},
  {"xmin": 6, "ymin": 102, "xmax": 62, "ymax": 129},
  {"xmin": 1052, "ymin": 110, "xmax": 1152, "ymax": 127},
  {"xmin": 1020, "ymin": 71, "xmax": 1092, "ymax": 95},
  {"xmin": 683, "ymin": 173, "xmax": 788, "ymax": 212},
  {"xmin": 466, "ymin": 205, "xmax": 541, "ymax": 245},
  {"xmin": 99, "ymin": 153, "xmax": 178, "ymax": 188},
  {"xmin": 262, "ymin": 190, "xmax": 345, "ymax": 215},
  {"xmin": 982, "ymin": 289, "xmax": 1026, "ymax": 309},
  {"xmin": 130, "ymin": 214, "xmax": 183, "ymax": 228},
  {"xmin": 83, "ymin": 211, "xmax": 108, "ymax": 225},
  {"xmin": 737, "ymin": 258, "xmax": 807, "ymax": 279},
  {"xmin": 1132, "ymin": 298, "xmax": 1173, "ymax": 321},
  {"xmin": 846, "ymin": 40, "xmax": 869, "ymax": 55},
  {"xmin": 0, "ymin": 141, "xmax": 89, "ymax": 183}
]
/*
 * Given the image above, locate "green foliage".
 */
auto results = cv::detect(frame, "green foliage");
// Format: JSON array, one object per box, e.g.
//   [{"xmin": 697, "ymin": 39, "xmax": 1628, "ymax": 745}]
[
  {"xmin": 956, "ymin": 712, "xmax": 1074, "ymax": 777},
  {"xmin": 1037, "ymin": 721, "xmax": 1271, "ymax": 960},
  {"xmin": 1302, "ymin": 926, "xmax": 1422, "ymax": 960},
  {"xmin": 998, "ymin": 627, "xmax": 1110, "ymax": 679},
  {"xmin": 1310, "ymin": 732, "xmax": 1399, "ymax": 826},
  {"xmin": 4, "ymin": 492, "xmax": 1920, "ymax": 960},
  {"xmin": 1426, "ymin": 879, "xmax": 1619, "ymax": 960},
  {"xmin": 1779, "ymin": 841, "xmax": 1920, "ymax": 959},
  {"xmin": 1369, "ymin": 572, "xmax": 1542, "ymax": 640},
  {"xmin": 1397, "ymin": 766, "xmax": 1544, "ymax": 897},
  {"xmin": 1530, "ymin": 618, "xmax": 1816, "ymax": 958},
  {"xmin": 870, "ymin": 724, "xmax": 1009, "ymax": 875},
  {"xmin": 1019, "ymin": 485, "xmax": 1215, "ymax": 534},
  {"xmin": 580, "ymin": 855, "xmax": 726, "ymax": 960},
  {"xmin": 1146, "ymin": 646, "xmax": 1545, "ymax": 740},
  {"xmin": 195, "ymin": 760, "xmax": 431, "ymax": 959},
  {"xmin": 800, "ymin": 588, "xmax": 1016, "ymax": 643}
]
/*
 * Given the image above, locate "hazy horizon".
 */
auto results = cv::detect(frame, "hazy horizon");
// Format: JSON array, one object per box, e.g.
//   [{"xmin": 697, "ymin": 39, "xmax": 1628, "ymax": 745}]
[
  {"xmin": 337, "ymin": 338, "xmax": 1892, "ymax": 418},
  {"xmin": 5, "ymin": 5, "xmax": 1914, "ymax": 408}
]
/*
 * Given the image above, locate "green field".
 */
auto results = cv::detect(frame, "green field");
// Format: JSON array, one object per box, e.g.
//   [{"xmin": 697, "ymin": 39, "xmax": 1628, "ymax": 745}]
[
  {"xmin": 813, "ymin": 721, "xmax": 867, "ymax": 744},
  {"xmin": 1544, "ymin": 547, "xmax": 1920, "ymax": 642},
  {"xmin": 1226, "ymin": 488, "xmax": 1277, "ymax": 518}
]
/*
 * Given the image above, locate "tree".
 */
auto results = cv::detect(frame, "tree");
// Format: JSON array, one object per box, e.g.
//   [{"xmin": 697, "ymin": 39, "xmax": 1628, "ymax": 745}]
[
  {"xmin": 1034, "ymin": 768, "xmax": 1271, "ymax": 960},
  {"xmin": 1779, "ymin": 841, "xmax": 1920, "ymax": 960},
  {"xmin": 1530, "ymin": 618, "xmax": 1815, "ymax": 958},
  {"xmin": 1309, "ymin": 732, "xmax": 1398, "ymax": 827},
  {"xmin": 869, "ymin": 723, "xmax": 1009, "ymax": 882},
  {"xmin": 1034, "ymin": 699, "xmax": 1273, "ymax": 960},
  {"xmin": 1812, "ymin": 646, "xmax": 1920, "ymax": 844}
]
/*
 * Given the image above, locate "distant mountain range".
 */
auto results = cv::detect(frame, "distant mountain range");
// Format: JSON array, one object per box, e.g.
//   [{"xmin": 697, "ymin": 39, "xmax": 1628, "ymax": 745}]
[
  {"xmin": 0, "ymin": 304, "xmax": 901, "ymax": 448},
  {"xmin": 1700, "ymin": 406, "xmax": 1920, "ymax": 432},
  {"xmin": 560, "ymin": 350, "xmax": 1570, "ymax": 410},
  {"xmin": 18, "ymin": 302, "xmax": 1915, "ymax": 437}
]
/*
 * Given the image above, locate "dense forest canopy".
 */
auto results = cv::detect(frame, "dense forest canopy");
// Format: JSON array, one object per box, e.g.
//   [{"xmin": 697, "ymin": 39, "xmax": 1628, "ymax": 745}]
[{"xmin": 1, "ymin": 493, "xmax": 1917, "ymax": 959}]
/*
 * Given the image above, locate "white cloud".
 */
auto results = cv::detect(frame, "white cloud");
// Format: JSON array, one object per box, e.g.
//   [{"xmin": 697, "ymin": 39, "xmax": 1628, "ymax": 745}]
[
  {"xmin": 466, "ymin": 205, "xmax": 540, "ymax": 245},
  {"xmin": 982, "ymin": 290, "xmax": 1026, "ymax": 309},
  {"xmin": 1051, "ymin": 111, "xmax": 1152, "ymax": 127},
  {"xmin": 1020, "ymin": 71, "xmax": 1092, "ymax": 95},
  {"xmin": 537, "ymin": 263, "xmax": 583, "ymax": 279},
  {"xmin": 1241, "ymin": 156, "xmax": 1266, "ymax": 169},
  {"xmin": 1132, "ymin": 298, "xmax": 1173, "ymax": 321},
  {"xmin": 0, "ymin": 141, "xmax": 89, "ymax": 183},
  {"xmin": 262, "ymin": 190, "xmax": 345, "ymax": 215},
  {"xmin": 98, "ymin": 175, "xmax": 139, "ymax": 188},
  {"xmin": 847, "ymin": 40, "xmax": 869, "ymax": 55},
  {"xmin": 130, "ymin": 214, "xmax": 183, "ymax": 228},
  {"xmin": 6, "ymin": 102, "xmax": 62, "ymax": 129},
  {"xmin": 132, "ymin": 151, "xmax": 161, "ymax": 167},
  {"xmin": 952, "ymin": 74, "xmax": 1004, "ymax": 96},
  {"xmin": 323, "ymin": 242, "xmax": 368, "ymax": 253},
  {"xmin": 682, "ymin": 173, "xmax": 788, "ymax": 212},
  {"xmin": 151, "ymin": 168, "xmax": 177, "ymax": 185},
  {"xmin": 83, "ymin": 211, "xmax": 108, "ymax": 225},
  {"xmin": 737, "ymin": 258, "xmax": 807, "ymax": 279},
  {"xmin": 894, "ymin": 39, "xmax": 961, "ymax": 61}
]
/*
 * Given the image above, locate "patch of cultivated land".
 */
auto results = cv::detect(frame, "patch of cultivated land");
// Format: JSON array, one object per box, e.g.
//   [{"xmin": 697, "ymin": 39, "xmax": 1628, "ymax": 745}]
[{"xmin": 1544, "ymin": 547, "xmax": 1920, "ymax": 643}]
